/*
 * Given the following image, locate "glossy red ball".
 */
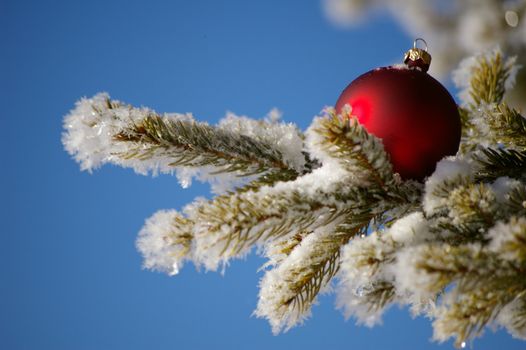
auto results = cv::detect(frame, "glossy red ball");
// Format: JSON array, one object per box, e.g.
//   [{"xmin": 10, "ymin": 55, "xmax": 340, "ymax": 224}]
[{"xmin": 335, "ymin": 66, "xmax": 461, "ymax": 180}]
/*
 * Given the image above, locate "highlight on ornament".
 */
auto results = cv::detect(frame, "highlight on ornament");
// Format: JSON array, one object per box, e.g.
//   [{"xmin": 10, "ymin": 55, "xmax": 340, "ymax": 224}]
[{"xmin": 62, "ymin": 40, "xmax": 526, "ymax": 348}]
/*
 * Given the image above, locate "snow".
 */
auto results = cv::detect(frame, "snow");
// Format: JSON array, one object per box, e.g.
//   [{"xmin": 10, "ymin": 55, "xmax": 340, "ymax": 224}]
[
  {"xmin": 487, "ymin": 216, "xmax": 526, "ymax": 262},
  {"xmin": 336, "ymin": 211, "xmax": 432, "ymax": 325},
  {"xmin": 218, "ymin": 110, "xmax": 306, "ymax": 173},
  {"xmin": 304, "ymin": 113, "xmax": 336, "ymax": 166},
  {"xmin": 336, "ymin": 231, "xmax": 392, "ymax": 326},
  {"xmin": 63, "ymin": 93, "xmax": 307, "ymax": 195},
  {"xmin": 136, "ymin": 210, "xmax": 189, "ymax": 275},
  {"xmin": 62, "ymin": 92, "xmax": 195, "ymax": 176},
  {"xmin": 497, "ymin": 297, "xmax": 526, "ymax": 340},
  {"xmin": 337, "ymin": 290, "xmax": 387, "ymax": 327},
  {"xmin": 394, "ymin": 245, "xmax": 439, "ymax": 300},
  {"xmin": 423, "ymin": 157, "xmax": 474, "ymax": 215},
  {"xmin": 491, "ymin": 177, "xmax": 521, "ymax": 202},
  {"xmin": 255, "ymin": 219, "xmax": 343, "ymax": 334},
  {"xmin": 62, "ymin": 92, "xmax": 130, "ymax": 172},
  {"xmin": 388, "ymin": 212, "xmax": 429, "ymax": 244}
]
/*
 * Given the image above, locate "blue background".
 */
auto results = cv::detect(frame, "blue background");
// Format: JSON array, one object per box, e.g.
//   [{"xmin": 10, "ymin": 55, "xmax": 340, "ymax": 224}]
[{"xmin": 2, "ymin": 1, "xmax": 524, "ymax": 349}]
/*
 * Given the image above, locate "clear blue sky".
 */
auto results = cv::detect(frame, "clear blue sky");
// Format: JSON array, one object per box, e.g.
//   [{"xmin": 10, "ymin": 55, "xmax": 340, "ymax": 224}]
[{"xmin": 2, "ymin": 1, "xmax": 524, "ymax": 349}]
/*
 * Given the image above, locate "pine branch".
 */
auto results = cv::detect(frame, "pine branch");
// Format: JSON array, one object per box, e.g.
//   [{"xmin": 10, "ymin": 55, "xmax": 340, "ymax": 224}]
[
  {"xmin": 185, "ymin": 109, "xmax": 401, "ymax": 270},
  {"xmin": 190, "ymin": 109, "xmax": 419, "ymax": 326},
  {"xmin": 336, "ymin": 230, "xmax": 399, "ymax": 326},
  {"xmin": 255, "ymin": 211, "xmax": 373, "ymax": 334},
  {"xmin": 406, "ymin": 244, "xmax": 500, "ymax": 295},
  {"xmin": 429, "ymin": 180, "xmax": 526, "ymax": 246},
  {"xmin": 337, "ymin": 210, "xmax": 438, "ymax": 326},
  {"xmin": 313, "ymin": 109, "xmax": 394, "ymax": 188},
  {"xmin": 468, "ymin": 51, "xmax": 515, "ymax": 106},
  {"xmin": 357, "ymin": 281, "xmax": 396, "ymax": 313},
  {"xmin": 434, "ymin": 285, "xmax": 520, "ymax": 348},
  {"xmin": 136, "ymin": 210, "xmax": 194, "ymax": 275},
  {"xmin": 139, "ymin": 166, "xmax": 302, "ymax": 273},
  {"xmin": 402, "ymin": 242, "xmax": 526, "ymax": 347},
  {"xmin": 257, "ymin": 182, "xmax": 422, "ymax": 326},
  {"xmin": 424, "ymin": 159, "xmax": 525, "ymax": 245},
  {"xmin": 505, "ymin": 186, "xmax": 526, "ymax": 218},
  {"xmin": 498, "ymin": 295, "xmax": 526, "ymax": 339},
  {"xmin": 485, "ymin": 104, "xmax": 526, "ymax": 149},
  {"xmin": 262, "ymin": 229, "xmax": 312, "ymax": 268},
  {"xmin": 425, "ymin": 172, "xmax": 473, "ymax": 217},
  {"xmin": 189, "ymin": 183, "xmax": 394, "ymax": 271},
  {"xmin": 381, "ymin": 180, "xmax": 423, "ymax": 221},
  {"xmin": 117, "ymin": 114, "xmax": 294, "ymax": 175},
  {"xmin": 488, "ymin": 216, "xmax": 526, "ymax": 265},
  {"xmin": 191, "ymin": 186, "xmax": 344, "ymax": 270},
  {"xmin": 458, "ymin": 107, "xmax": 473, "ymax": 137},
  {"xmin": 439, "ymin": 183, "xmax": 499, "ymax": 242},
  {"xmin": 455, "ymin": 50, "xmax": 521, "ymax": 154},
  {"xmin": 475, "ymin": 148, "xmax": 526, "ymax": 182},
  {"xmin": 63, "ymin": 93, "xmax": 308, "ymax": 180}
]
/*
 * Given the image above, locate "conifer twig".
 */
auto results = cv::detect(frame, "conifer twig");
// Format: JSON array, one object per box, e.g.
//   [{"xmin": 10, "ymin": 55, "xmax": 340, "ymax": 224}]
[
  {"xmin": 475, "ymin": 148, "xmax": 526, "ymax": 182},
  {"xmin": 62, "ymin": 93, "xmax": 308, "ymax": 182}
]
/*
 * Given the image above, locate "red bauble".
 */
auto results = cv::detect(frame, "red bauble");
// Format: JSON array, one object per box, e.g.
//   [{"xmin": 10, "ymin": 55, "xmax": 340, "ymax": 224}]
[{"xmin": 335, "ymin": 65, "xmax": 461, "ymax": 181}]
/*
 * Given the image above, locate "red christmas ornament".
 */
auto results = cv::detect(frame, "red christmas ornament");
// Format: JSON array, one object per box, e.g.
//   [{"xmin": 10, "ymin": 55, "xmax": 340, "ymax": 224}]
[{"xmin": 335, "ymin": 39, "xmax": 461, "ymax": 180}]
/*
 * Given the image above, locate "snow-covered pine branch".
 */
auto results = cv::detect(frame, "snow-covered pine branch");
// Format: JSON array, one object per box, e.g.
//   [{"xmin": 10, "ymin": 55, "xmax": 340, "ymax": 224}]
[
  {"xmin": 62, "ymin": 93, "xmax": 307, "ymax": 192},
  {"xmin": 136, "ymin": 210, "xmax": 193, "ymax": 275},
  {"xmin": 253, "ymin": 110, "xmax": 422, "ymax": 332},
  {"xmin": 337, "ymin": 212, "xmax": 434, "ymax": 326},
  {"xmin": 402, "ymin": 241, "xmax": 525, "ymax": 347},
  {"xmin": 135, "ymin": 169, "xmax": 306, "ymax": 276},
  {"xmin": 135, "ymin": 106, "xmax": 422, "ymax": 331},
  {"xmin": 475, "ymin": 148, "xmax": 526, "ymax": 182},
  {"xmin": 255, "ymin": 222, "xmax": 351, "ymax": 334},
  {"xmin": 311, "ymin": 108, "xmax": 395, "ymax": 188},
  {"xmin": 139, "ymin": 107, "xmax": 416, "ymax": 273},
  {"xmin": 453, "ymin": 49, "xmax": 525, "ymax": 154},
  {"xmin": 454, "ymin": 49, "xmax": 517, "ymax": 107}
]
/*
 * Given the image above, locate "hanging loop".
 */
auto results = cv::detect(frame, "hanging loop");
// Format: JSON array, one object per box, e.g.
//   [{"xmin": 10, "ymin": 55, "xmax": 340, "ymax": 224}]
[
  {"xmin": 413, "ymin": 38, "xmax": 428, "ymax": 52},
  {"xmin": 404, "ymin": 38, "xmax": 432, "ymax": 72}
]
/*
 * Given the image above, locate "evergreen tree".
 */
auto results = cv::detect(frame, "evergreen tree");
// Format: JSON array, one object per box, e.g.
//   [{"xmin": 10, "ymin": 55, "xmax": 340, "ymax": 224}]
[{"xmin": 63, "ymin": 49, "xmax": 525, "ymax": 347}]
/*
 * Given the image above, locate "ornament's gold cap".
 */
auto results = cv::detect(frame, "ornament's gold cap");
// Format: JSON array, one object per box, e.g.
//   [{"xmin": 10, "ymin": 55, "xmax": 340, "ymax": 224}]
[{"xmin": 404, "ymin": 38, "xmax": 432, "ymax": 72}]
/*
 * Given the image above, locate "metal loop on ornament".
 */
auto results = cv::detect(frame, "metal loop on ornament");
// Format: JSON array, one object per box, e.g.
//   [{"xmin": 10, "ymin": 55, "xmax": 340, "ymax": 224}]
[
  {"xmin": 413, "ymin": 38, "xmax": 428, "ymax": 52},
  {"xmin": 404, "ymin": 38, "xmax": 432, "ymax": 72}
]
